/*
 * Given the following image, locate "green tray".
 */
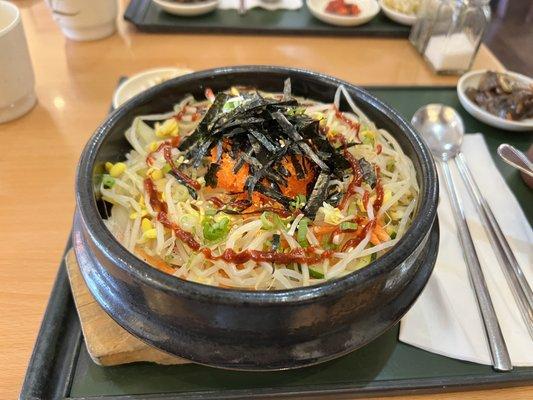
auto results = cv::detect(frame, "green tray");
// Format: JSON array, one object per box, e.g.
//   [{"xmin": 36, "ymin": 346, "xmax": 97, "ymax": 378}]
[
  {"xmin": 124, "ymin": 0, "xmax": 411, "ymax": 36},
  {"xmin": 21, "ymin": 87, "xmax": 533, "ymax": 400}
]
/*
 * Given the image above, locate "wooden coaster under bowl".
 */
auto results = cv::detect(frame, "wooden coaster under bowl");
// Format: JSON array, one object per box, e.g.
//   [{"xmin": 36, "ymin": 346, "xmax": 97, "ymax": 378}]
[{"xmin": 65, "ymin": 249, "xmax": 190, "ymax": 366}]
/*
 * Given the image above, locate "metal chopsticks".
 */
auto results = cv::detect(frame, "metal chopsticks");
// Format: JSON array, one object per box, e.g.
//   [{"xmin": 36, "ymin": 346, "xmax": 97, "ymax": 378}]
[
  {"xmin": 440, "ymin": 160, "xmax": 513, "ymax": 372},
  {"xmin": 455, "ymin": 152, "xmax": 533, "ymax": 340}
]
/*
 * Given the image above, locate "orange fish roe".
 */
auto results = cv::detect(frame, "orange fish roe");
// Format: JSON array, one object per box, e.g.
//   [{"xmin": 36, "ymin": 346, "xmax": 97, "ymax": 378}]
[
  {"xmin": 210, "ymin": 146, "xmax": 315, "ymax": 208},
  {"xmin": 215, "ymin": 152, "xmax": 250, "ymax": 192},
  {"xmin": 279, "ymin": 156, "xmax": 315, "ymax": 198}
]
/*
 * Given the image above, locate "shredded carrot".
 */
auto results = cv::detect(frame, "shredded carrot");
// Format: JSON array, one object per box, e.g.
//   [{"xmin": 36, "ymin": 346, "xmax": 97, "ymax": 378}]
[
  {"xmin": 313, "ymin": 225, "xmax": 338, "ymax": 236},
  {"xmin": 370, "ymin": 232, "xmax": 381, "ymax": 246},
  {"xmin": 374, "ymin": 223, "xmax": 390, "ymax": 242},
  {"xmin": 135, "ymin": 247, "xmax": 175, "ymax": 275}
]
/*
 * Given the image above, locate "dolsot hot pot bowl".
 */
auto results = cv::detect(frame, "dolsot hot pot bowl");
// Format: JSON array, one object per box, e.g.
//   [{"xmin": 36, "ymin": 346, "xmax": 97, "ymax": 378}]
[{"xmin": 73, "ymin": 66, "xmax": 439, "ymax": 370}]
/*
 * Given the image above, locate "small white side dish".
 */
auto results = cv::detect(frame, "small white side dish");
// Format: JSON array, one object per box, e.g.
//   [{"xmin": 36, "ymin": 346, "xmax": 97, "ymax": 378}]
[
  {"xmin": 307, "ymin": 0, "xmax": 379, "ymax": 27},
  {"xmin": 457, "ymin": 70, "xmax": 533, "ymax": 132},
  {"xmin": 153, "ymin": 0, "xmax": 219, "ymax": 17},
  {"xmin": 113, "ymin": 67, "xmax": 193, "ymax": 109},
  {"xmin": 378, "ymin": 0, "xmax": 416, "ymax": 25}
]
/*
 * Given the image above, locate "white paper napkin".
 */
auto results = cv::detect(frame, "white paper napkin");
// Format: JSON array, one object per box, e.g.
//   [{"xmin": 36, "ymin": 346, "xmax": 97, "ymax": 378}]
[
  {"xmin": 399, "ymin": 134, "xmax": 533, "ymax": 367},
  {"xmin": 218, "ymin": 0, "xmax": 302, "ymax": 11}
]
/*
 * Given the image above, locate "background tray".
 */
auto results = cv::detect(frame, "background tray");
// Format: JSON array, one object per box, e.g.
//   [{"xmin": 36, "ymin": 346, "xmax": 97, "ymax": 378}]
[
  {"xmin": 124, "ymin": 0, "xmax": 411, "ymax": 36},
  {"xmin": 21, "ymin": 87, "xmax": 533, "ymax": 400}
]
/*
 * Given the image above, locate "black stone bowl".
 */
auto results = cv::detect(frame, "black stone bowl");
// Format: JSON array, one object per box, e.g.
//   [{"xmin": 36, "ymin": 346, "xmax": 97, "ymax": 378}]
[{"xmin": 73, "ymin": 66, "xmax": 439, "ymax": 370}]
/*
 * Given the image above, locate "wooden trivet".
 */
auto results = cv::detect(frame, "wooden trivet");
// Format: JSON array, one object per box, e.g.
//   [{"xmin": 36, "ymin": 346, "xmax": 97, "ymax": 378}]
[{"xmin": 64, "ymin": 249, "xmax": 190, "ymax": 366}]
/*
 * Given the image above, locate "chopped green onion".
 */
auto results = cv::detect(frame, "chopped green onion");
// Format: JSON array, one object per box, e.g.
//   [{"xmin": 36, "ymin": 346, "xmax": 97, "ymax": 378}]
[
  {"xmin": 370, "ymin": 253, "xmax": 377, "ymax": 262},
  {"xmin": 202, "ymin": 217, "xmax": 231, "ymax": 242},
  {"xmin": 261, "ymin": 212, "xmax": 275, "ymax": 230},
  {"xmin": 361, "ymin": 130, "xmax": 375, "ymax": 146},
  {"xmin": 179, "ymin": 214, "xmax": 198, "ymax": 233},
  {"xmin": 390, "ymin": 231, "xmax": 397, "ymax": 240},
  {"xmin": 347, "ymin": 202, "xmax": 358, "ymax": 216},
  {"xmin": 261, "ymin": 212, "xmax": 287, "ymax": 231},
  {"xmin": 340, "ymin": 221, "xmax": 358, "ymax": 231},
  {"xmin": 321, "ymin": 235, "xmax": 338, "ymax": 250},
  {"xmin": 289, "ymin": 194, "xmax": 306, "ymax": 211},
  {"xmin": 161, "ymin": 163, "xmax": 172, "ymax": 174},
  {"xmin": 297, "ymin": 217, "xmax": 310, "ymax": 248},
  {"xmin": 351, "ymin": 255, "xmax": 372, "ymax": 270},
  {"xmin": 222, "ymin": 97, "xmax": 243, "ymax": 113},
  {"xmin": 102, "ymin": 174, "xmax": 115, "ymax": 188},
  {"xmin": 205, "ymin": 208, "xmax": 217, "ymax": 216},
  {"xmin": 309, "ymin": 267, "xmax": 324, "ymax": 279},
  {"xmin": 286, "ymin": 107, "xmax": 306, "ymax": 116},
  {"xmin": 271, "ymin": 213, "xmax": 288, "ymax": 231}
]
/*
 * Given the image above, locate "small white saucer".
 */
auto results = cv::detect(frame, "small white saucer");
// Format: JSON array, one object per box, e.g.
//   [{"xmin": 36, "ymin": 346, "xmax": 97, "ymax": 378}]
[
  {"xmin": 153, "ymin": 0, "xmax": 219, "ymax": 17},
  {"xmin": 113, "ymin": 67, "xmax": 193, "ymax": 109},
  {"xmin": 457, "ymin": 70, "xmax": 533, "ymax": 132}
]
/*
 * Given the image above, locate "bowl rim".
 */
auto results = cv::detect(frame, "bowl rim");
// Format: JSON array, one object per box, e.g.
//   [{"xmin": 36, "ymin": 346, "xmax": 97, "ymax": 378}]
[
  {"xmin": 76, "ymin": 65, "xmax": 438, "ymax": 305},
  {"xmin": 457, "ymin": 69, "xmax": 533, "ymax": 129}
]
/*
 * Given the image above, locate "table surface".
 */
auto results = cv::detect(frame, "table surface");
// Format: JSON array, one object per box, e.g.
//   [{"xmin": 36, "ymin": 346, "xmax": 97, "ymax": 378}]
[{"xmin": 3, "ymin": 1, "xmax": 531, "ymax": 399}]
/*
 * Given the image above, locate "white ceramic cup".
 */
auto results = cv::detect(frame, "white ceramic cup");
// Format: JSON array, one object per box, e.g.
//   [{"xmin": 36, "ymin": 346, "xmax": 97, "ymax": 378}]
[
  {"xmin": 0, "ymin": 1, "xmax": 36, "ymax": 124},
  {"xmin": 46, "ymin": 0, "xmax": 118, "ymax": 41}
]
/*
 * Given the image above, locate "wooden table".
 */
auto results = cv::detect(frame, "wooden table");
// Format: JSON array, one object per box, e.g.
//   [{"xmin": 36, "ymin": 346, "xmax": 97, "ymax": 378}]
[{"xmin": 3, "ymin": 1, "xmax": 529, "ymax": 399}]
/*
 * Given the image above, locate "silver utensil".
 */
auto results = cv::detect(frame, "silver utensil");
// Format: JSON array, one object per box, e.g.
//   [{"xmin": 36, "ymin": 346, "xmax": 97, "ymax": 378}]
[
  {"xmin": 412, "ymin": 105, "xmax": 533, "ymax": 340},
  {"xmin": 412, "ymin": 103, "xmax": 513, "ymax": 372},
  {"xmin": 498, "ymin": 144, "xmax": 533, "ymax": 178}
]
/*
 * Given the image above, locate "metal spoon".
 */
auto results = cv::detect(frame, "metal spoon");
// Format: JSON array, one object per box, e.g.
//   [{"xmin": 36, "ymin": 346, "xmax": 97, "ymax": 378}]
[
  {"xmin": 411, "ymin": 104, "xmax": 513, "ymax": 372},
  {"xmin": 498, "ymin": 144, "xmax": 533, "ymax": 178}
]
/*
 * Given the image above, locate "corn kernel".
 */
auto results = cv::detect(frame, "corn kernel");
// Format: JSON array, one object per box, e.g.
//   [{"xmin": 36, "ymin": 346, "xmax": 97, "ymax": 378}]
[
  {"xmin": 141, "ymin": 218, "xmax": 153, "ymax": 232},
  {"xmin": 148, "ymin": 141, "xmax": 160, "ymax": 152},
  {"xmin": 230, "ymin": 87, "xmax": 239, "ymax": 96},
  {"xmin": 129, "ymin": 210, "xmax": 147, "ymax": 219},
  {"xmin": 105, "ymin": 162, "xmax": 113, "ymax": 172},
  {"xmin": 383, "ymin": 189, "xmax": 392, "ymax": 204},
  {"xmin": 169, "ymin": 127, "xmax": 179, "ymax": 138},
  {"xmin": 109, "ymin": 162, "xmax": 126, "ymax": 178},
  {"xmin": 155, "ymin": 118, "xmax": 178, "ymax": 138},
  {"xmin": 143, "ymin": 229, "xmax": 157, "ymax": 239},
  {"xmin": 150, "ymin": 168, "xmax": 163, "ymax": 180}
]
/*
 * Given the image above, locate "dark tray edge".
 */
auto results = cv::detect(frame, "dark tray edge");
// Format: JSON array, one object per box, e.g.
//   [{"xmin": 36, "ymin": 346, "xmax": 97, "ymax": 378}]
[
  {"xmin": 19, "ymin": 236, "xmax": 83, "ymax": 400},
  {"xmin": 123, "ymin": 0, "xmax": 410, "ymax": 37}
]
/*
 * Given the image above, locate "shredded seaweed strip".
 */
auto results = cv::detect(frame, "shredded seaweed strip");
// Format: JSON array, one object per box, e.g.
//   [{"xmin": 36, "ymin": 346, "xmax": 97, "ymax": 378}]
[{"xmin": 179, "ymin": 86, "xmax": 354, "ymax": 217}]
